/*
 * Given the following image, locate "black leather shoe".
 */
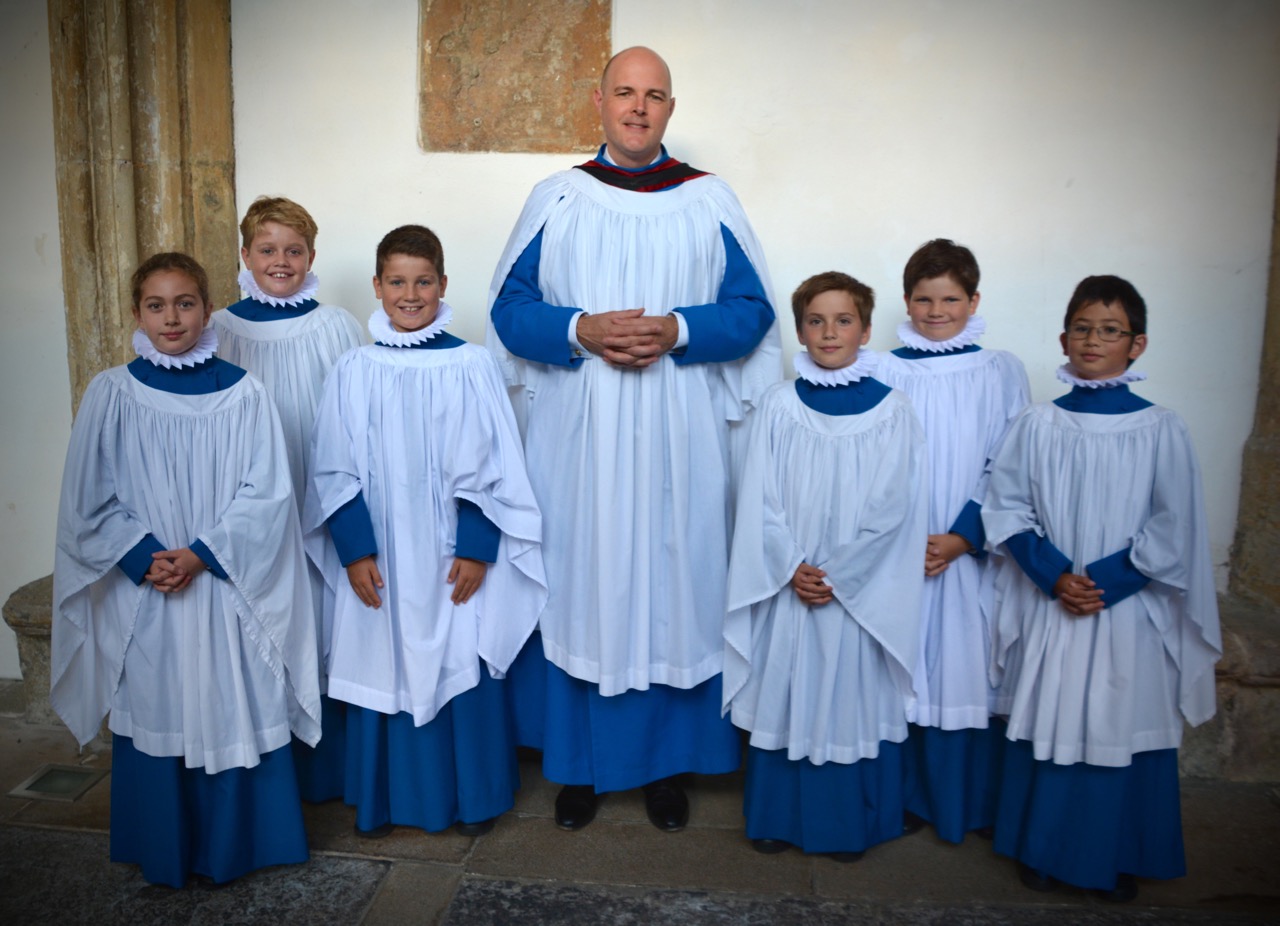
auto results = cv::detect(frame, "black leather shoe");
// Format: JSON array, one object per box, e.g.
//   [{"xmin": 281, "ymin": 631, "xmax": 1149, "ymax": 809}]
[
  {"xmin": 1017, "ymin": 862, "xmax": 1058, "ymax": 892},
  {"xmin": 1096, "ymin": 873, "xmax": 1138, "ymax": 903},
  {"xmin": 554, "ymin": 785, "xmax": 598, "ymax": 831},
  {"xmin": 642, "ymin": 777, "xmax": 689, "ymax": 832},
  {"xmin": 455, "ymin": 818, "xmax": 495, "ymax": 837},
  {"xmin": 902, "ymin": 811, "xmax": 927, "ymax": 836},
  {"xmin": 354, "ymin": 821, "xmax": 395, "ymax": 839},
  {"xmin": 752, "ymin": 838, "xmax": 790, "ymax": 854}
]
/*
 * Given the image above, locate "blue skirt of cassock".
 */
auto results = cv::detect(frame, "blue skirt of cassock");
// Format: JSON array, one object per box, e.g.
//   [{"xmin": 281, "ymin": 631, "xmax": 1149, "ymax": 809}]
[
  {"xmin": 505, "ymin": 630, "xmax": 548, "ymax": 750},
  {"xmin": 903, "ymin": 719, "xmax": 1005, "ymax": 843},
  {"xmin": 994, "ymin": 738, "xmax": 1186, "ymax": 890},
  {"xmin": 343, "ymin": 668, "xmax": 518, "ymax": 832},
  {"xmin": 537, "ymin": 653, "xmax": 741, "ymax": 793},
  {"xmin": 743, "ymin": 742, "xmax": 907, "ymax": 854},
  {"xmin": 291, "ymin": 693, "xmax": 346, "ymax": 802},
  {"xmin": 109, "ymin": 734, "xmax": 309, "ymax": 888}
]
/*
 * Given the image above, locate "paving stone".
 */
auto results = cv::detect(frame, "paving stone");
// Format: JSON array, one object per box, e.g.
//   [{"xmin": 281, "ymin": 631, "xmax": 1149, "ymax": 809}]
[{"xmin": 361, "ymin": 860, "xmax": 461, "ymax": 926}]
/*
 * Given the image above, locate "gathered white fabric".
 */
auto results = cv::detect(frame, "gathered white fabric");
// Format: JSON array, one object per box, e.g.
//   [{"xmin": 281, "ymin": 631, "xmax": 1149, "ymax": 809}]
[
  {"xmin": 723, "ymin": 383, "xmax": 927, "ymax": 764},
  {"xmin": 792, "ymin": 349, "xmax": 878, "ymax": 386},
  {"xmin": 877, "ymin": 347, "xmax": 1030, "ymax": 728},
  {"xmin": 1055, "ymin": 363, "xmax": 1148, "ymax": 388},
  {"xmin": 485, "ymin": 168, "xmax": 781, "ymax": 694},
  {"xmin": 51, "ymin": 367, "xmax": 321, "ymax": 771},
  {"xmin": 304, "ymin": 343, "xmax": 548, "ymax": 725},
  {"xmin": 982, "ymin": 401, "xmax": 1222, "ymax": 766},
  {"xmin": 237, "ymin": 268, "xmax": 319, "ymax": 307},
  {"xmin": 897, "ymin": 315, "xmax": 986, "ymax": 353},
  {"xmin": 367, "ymin": 303, "xmax": 454, "ymax": 346},
  {"xmin": 211, "ymin": 301, "xmax": 365, "ymax": 686},
  {"xmin": 131, "ymin": 326, "xmax": 218, "ymax": 369}
]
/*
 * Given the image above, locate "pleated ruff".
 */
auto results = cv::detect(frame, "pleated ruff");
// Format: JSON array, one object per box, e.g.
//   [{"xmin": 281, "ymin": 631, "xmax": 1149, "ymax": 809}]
[
  {"xmin": 903, "ymin": 720, "xmax": 1005, "ymax": 843},
  {"xmin": 291, "ymin": 694, "xmax": 346, "ymax": 802},
  {"xmin": 994, "ymin": 739, "xmax": 1186, "ymax": 890},
  {"xmin": 343, "ymin": 669, "xmax": 518, "ymax": 832},
  {"xmin": 878, "ymin": 350, "xmax": 1028, "ymax": 729},
  {"xmin": 744, "ymin": 742, "xmax": 907, "ymax": 854},
  {"xmin": 109, "ymin": 734, "xmax": 308, "ymax": 888},
  {"xmin": 541, "ymin": 658, "xmax": 740, "ymax": 792}
]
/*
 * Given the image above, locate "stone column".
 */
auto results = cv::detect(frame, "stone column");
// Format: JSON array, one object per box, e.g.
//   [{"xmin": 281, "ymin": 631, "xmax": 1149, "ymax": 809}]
[
  {"xmin": 47, "ymin": 0, "xmax": 237, "ymax": 411},
  {"xmin": 1230, "ymin": 139, "xmax": 1280, "ymax": 609}
]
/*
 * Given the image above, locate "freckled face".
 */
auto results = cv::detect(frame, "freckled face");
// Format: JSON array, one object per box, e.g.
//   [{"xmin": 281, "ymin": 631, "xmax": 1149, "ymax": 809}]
[
  {"xmin": 134, "ymin": 270, "xmax": 212, "ymax": 355},
  {"xmin": 241, "ymin": 221, "xmax": 315, "ymax": 299},
  {"xmin": 797, "ymin": 290, "xmax": 871, "ymax": 370},
  {"xmin": 904, "ymin": 275, "xmax": 978, "ymax": 342},
  {"xmin": 374, "ymin": 254, "xmax": 446, "ymax": 332},
  {"xmin": 1060, "ymin": 300, "xmax": 1146, "ymax": 380}
]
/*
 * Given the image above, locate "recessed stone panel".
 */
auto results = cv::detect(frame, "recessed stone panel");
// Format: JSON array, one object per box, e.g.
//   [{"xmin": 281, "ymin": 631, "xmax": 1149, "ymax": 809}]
[{"xmin": 418, "ymin": 0, "xmax": 610, "ymax": 153}]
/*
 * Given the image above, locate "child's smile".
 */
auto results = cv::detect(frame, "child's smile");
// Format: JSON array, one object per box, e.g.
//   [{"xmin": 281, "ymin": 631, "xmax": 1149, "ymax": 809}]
[
  {"xmin": 905, "ymin": 275, "xmax": 978, "ymax": 342},
  {"xmin": 374, "ymin": 253, "xmax": 447, "ymax": 333},
  {"xmin": 242, "ymin": 221, "xmax": 315, "ymax": 300},
  {"xmin": 134, "ymin": 269, "xmax": 211, "ymax": 355},
  {"xmin": 798, "ymin": 290, "xmax": 871, "ymax": 371},
  {"xmin": 1060, "ymin": 300, "xmax": 1146, "ymax": 380}
]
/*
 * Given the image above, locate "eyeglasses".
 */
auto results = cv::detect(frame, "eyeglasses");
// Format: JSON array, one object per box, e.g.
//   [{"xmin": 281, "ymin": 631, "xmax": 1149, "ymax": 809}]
[{"xmin": 1065, "ymin": 323, "xmax": 1135, "ymax": 342}]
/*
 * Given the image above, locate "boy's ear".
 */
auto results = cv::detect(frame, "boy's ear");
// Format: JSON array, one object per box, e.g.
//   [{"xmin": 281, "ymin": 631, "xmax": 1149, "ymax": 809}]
[
  {"xmin": 1128, "ymin": 333, "xmax": 1148, "ymax": 363},
  {"xmin": 372, "ymin": 275, "xmax": 382, "ymax": 298},
  {"xmin": 1059, "ymin": 331, "xmax": 1070, "ymax": 356},
  {"xmin": 860, "ymin": 322, "xmax": 873, "ymax": 346},
  {"xmin": 902, "ymin": 293, "xmax": 911, "ymax": 313},
  {"xmin": 969, "ymin": 291, "xmax": 981, "ymax": 315},
  {"xmin": 439, "ymin": 274, "xmax": 448, "ymax": 296},
  {"xmin": 240, "ymin": 245, "xmax": 250, "ymax": 266},
  {"xmin": 307, "ymin": 248, "xmax": 317, "ymax": 270}
]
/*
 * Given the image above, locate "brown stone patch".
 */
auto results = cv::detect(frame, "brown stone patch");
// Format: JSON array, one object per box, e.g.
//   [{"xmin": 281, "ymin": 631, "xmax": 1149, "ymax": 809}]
[{"xmin": 418, "ymin": 0, "xmax": 610, "ymax": 153}]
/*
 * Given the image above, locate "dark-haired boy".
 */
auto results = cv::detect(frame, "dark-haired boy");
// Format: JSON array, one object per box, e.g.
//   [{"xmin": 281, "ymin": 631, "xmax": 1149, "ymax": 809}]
[
  {"xmin": 724, "ymin": 271, "xmax": 926, "ymax": 860},
  {"xmin": 877, "ymin": 239, "xmax": 1030, "ymax": 843},
  {"xmin": 306, "ymin": 225, "xmax": 548, "ymax": 838},
  {"xmin": 982, "ymin": 275, "xmax": 1220, "ymax": 902}
]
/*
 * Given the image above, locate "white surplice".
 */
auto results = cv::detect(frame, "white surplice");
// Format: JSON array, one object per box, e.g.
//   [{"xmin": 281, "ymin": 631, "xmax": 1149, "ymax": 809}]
[
  {"xmin": 485, "ymin": 168, "xmax": 781, "ymax": 695},
  {"xmin": 52, "ymin": 367, "xmax": 321, "ymax": 773},
  {"xmin": 723, "ymin": 382, "xmax": 927, "ymax": 764},
  {"xmin": 304, "ymin": 343, "xmax": 548, "ymax": 725},
  {"xmin": 876, "ymin": 347, "xmax": 1029, "ymax": 728},
  {"xmin": 982, "ymin": 402, "xmax": 1222, "ymax": 766}
]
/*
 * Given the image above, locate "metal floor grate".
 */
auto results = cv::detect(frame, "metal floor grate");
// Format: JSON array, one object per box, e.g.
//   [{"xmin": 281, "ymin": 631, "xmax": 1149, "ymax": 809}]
[{"xmin": 8, "ymin": 763, "xmax": 107, "ymax": 802}]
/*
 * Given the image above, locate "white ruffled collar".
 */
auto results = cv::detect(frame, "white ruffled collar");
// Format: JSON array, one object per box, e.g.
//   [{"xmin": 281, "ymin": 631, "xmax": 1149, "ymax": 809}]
[
  {"xmin": 368, "ymin": 302, "xmax": 454, "ymax": 346},
  {"xmin": 1055, "ymin": 363, "xmax": 1148, "ymax": 389},
  {"xmin": 237, "ymin": 267, "xmax": 319, "ymax": 307},
  {"xmin": 132, "ymin": 326, "xmax": 218, "ymax": 369},
  {"xmin": 897, "ymin": 314, "xmax": 985, "ymax": 352},
  {"xmin": 794, "ymin": 349, "xmax": 878, "ymax": 386}
]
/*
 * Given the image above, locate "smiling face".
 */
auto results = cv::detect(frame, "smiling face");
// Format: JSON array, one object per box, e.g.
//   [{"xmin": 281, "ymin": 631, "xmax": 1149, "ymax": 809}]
[
  {"xmin": 1060, "ymin": 299, "xmax": 1146, "ymax": 380},
  {"xmin": 241, "ymin": 220, "xmax": 315, "ymax": 300},
  {"xmin": 374, "ymin": 253, "xmax": 447, "ymax": 332},
  {"xmin": 134, "ymin": 269, "xmax": 212, "ymax": 355},
  {"xmin": 797, "ymin": 289, "xmax": 871, "ymax": 370},
  {"xmin": 593, "ymin": 47, "xmax": 675, "ymax": 169},
  {"xmin": 905, "ymin": 274, "xmax": 979, "ymax": 342}
]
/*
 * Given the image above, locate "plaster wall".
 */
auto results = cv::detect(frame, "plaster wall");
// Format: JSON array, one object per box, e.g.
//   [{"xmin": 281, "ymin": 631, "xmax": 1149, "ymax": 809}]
[{"xmin": 0, "ymin": 0, "xmax": 1276, "ymax": 677}]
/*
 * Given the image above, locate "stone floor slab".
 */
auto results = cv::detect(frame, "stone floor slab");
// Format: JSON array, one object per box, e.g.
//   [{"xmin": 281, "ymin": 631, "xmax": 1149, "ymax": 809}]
[
  {"xmin": 360, "ymin": 860, "xmax": 462, "ymax": 926},
  {"xmin": 0, "ymin": 825, "xmax": 388, "ymax": 925}
]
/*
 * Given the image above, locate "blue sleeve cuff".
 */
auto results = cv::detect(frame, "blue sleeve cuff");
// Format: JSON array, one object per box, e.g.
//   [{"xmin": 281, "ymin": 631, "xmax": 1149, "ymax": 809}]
[
  {"xmin": 190, "ymin": 539, "xmax": 229, "ymax": 580},
  {"xmin": 491, "ymin": 227, "xmax": 587, "ymax": 368},
  {"xmin": 327, "ymin": 493, "xmax": 378, "ymax": 566},
  {"xmin": 948, "ymin": 499, "xmax": 987, "ymax": 559},
  {"xmin": 456, "ymin": 499, "xmax": 501, "ymax": 563},
  {"xmin": 1086, "ymin": 547, "xmax": 1150, "ymax": 608},
  {"xmin": 117, "ymin": 534, "xmax": 165, "ymax": 586},
  {"xmin": 1003, "ymin": 530, "xmax": 1072, "ymax": 598},
  {"xmin": 671, "ymin": 225, "xmax": 775, "ymax": 366}
]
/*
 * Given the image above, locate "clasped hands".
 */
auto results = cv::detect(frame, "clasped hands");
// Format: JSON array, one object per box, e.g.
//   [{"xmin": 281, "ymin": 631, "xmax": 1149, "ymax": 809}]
[
  {"xmin": 144, "ymin": 547, "xmax": 206, "ymax": 593},
  {"xmin": 576, "ymin": 309, "xmax": 678, "ymax": 369}
]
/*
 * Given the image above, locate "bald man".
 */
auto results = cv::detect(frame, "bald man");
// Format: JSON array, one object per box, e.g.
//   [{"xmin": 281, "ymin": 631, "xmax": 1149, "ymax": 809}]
[{"xmin": 488, "ymin": 47, "xmax": 780, "ymax": 832}]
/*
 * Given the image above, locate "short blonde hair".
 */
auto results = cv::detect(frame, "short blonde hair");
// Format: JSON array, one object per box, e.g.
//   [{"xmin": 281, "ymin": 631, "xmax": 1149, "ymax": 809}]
[{"xmin": 239, "ymin": 196, "xmax": 318, "ymax": 251}]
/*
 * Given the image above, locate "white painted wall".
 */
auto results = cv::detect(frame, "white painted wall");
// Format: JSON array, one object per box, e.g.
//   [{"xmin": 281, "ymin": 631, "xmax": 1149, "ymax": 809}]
[
  {"xmin": 0, "ymin": 2, "xmax": 72, "ymax": 678},
  {"xmin": 1, "ymin": 0, "xmax": 1276, "ymax": 676}
]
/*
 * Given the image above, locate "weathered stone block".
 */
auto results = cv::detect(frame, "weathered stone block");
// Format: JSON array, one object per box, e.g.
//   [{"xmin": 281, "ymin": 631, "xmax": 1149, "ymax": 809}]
[
  {"xmin": 1, "ymin": 575, "xmax": 58, "ymax": 726},
  {"xmin": 419, "ymin": 0, "xmax": 611, "ymax": 153}
]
